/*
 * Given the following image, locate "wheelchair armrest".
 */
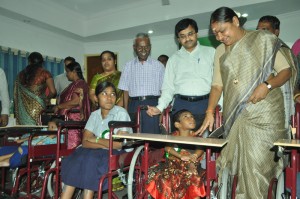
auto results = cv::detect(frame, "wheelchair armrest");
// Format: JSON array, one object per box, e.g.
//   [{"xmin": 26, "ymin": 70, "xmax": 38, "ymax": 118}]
[
  {"xmin": 58, "ymin": 120, "xmax": 87, "ymax": 128},
  {"xmin": 68, "ymin": 109, "xmax": 80, "ymax": 113},
  {"xmin": 108, "ymin": 121, "xmax": 136, "ymax": 128}
]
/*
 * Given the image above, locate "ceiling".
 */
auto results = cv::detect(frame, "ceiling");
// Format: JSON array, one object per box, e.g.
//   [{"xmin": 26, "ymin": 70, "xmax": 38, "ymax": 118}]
[{"xmin": 0, "ymin": 0, "xmax": 299, "ymax": 42}]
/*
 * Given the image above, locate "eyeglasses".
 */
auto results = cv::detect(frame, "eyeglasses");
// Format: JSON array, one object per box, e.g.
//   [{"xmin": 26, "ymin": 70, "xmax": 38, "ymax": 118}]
[
  {"xmin": 136, "ymin": 45, "xmax": 151, "ymax": 51},
  {"xmin": 178, "ymin": 31, "xmax": 197, "ymax": 40}
]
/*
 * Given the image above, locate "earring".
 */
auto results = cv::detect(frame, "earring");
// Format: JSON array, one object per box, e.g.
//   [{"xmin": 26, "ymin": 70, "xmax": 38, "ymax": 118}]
[{"xmin": 237, "ymin": 23, "xmax": 240, "ymax": 27}]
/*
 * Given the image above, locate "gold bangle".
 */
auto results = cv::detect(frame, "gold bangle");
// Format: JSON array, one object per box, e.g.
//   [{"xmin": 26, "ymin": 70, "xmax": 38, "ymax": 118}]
[{"xmin": 294, "ymin": 93, "xmax": 300, "ymax": 100}]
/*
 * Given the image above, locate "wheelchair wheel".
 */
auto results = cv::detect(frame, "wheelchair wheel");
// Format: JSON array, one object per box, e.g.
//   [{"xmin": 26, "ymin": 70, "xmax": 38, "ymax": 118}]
[
  {"xmin": 18, "ymin": 168, "xmax": 44, "ymax": 196},
  {"xmin": 128, "ymin": 145, "xmax": 145, "ymax": 199},
  {"xmin": 275, "ymin": 172, "xmax": 284, "ymax": 199},
  {"xmin": 218, "ymin": 167, "xmax": 231, "ymax": 199},
  {"xmin": 47, "ymin": 161, "xmax": 82, "ymax": 199}
]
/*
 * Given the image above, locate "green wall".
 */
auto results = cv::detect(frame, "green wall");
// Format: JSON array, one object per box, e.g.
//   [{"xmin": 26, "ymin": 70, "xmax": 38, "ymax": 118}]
[{"xmin": 198, "ymin": 35, "xmax": 220, "ymax": 48}]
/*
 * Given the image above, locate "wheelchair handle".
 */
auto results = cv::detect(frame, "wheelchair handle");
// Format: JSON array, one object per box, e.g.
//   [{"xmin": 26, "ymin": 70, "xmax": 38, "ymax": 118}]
[{"xmin": 108, "ymin": 121, "xmax": 136, "ymax": 128}]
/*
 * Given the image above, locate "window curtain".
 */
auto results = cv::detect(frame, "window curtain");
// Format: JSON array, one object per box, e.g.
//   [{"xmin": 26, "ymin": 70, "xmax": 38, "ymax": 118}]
[{"xmin": 0, "ymin": 46, "xmax": 64, "ymax": 100}]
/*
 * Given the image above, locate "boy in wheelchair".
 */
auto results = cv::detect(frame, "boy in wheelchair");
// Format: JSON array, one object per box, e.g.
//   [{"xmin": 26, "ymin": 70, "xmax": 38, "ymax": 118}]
[
  {"xmin": 146, "ymin": 109, "xmax": 206, "ymax": 199},
  {"xmin": 0, "ymin": 117, "xmax": 63, "ymax": 168}
]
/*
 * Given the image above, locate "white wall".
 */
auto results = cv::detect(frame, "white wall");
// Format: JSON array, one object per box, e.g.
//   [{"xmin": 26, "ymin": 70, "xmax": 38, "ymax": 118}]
[
  {"xmin": 84, "ymin": 34, "xmax": 179, "ymax": 71},
  {"xmin": 244, "ymin": 10, "xmax": 300, "ymax": 45},
  {"xmin": 0, "ymin": 9, "xmax": 299, "ymax": 73},
  {"xmin": 0, "ymin": 15, "xmax": 84, "ymax": 66}
]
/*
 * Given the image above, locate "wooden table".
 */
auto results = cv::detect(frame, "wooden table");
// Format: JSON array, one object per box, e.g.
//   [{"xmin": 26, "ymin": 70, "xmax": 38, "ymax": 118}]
[
  {"xmin": 114, "ymin": 133, "xmax": 227, "ymax": 199},
  {"xmin": 274, "ymin": 139, "xmax": 300, "ymax": 199}
]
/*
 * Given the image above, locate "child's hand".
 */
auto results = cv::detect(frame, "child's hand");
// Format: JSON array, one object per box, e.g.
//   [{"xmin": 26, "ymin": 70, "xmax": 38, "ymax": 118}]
[
  {"xmin": 189, "ymin": 154, "xmax": 198, "ymax": 163},
  {"xmin": 181, "ymin": 155, "xmax": 191, "ymax": 161},
  {"xmin": 187, "ymin": 163, "xmax": 197, "ymax": 175}
]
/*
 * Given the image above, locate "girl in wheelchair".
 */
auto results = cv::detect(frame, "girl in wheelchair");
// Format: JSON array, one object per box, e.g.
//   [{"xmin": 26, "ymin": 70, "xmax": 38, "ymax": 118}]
[
  {"xmin": 60, "ymin": 81, "xmax": 132, "ymax": 199},
  {"xmin": 0, "ymin": 117, "xmax": 62, "ymax": 168},
  {"xmin": 146, "ymin": 109, "xmax": 206, "ymax": 199}
]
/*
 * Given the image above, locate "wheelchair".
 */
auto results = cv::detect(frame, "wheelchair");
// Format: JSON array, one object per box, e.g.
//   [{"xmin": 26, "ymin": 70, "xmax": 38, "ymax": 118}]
[
  {"xmin": 269, "ymin": 103, "xmax": 300, "ymax": 199},
  {"xmin": 125, "ymin": 105, "xmax": 224, "ymax": 199},
  {"xmin": 0, "ymin": 109, "xmax": 86, "ymax": 199}
]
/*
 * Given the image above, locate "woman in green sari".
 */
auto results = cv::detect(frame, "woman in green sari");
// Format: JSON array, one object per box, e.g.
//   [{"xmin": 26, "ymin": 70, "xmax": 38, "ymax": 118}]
[
  {"xmin": 89, "ymin": 51, "xmax": 123, "ymax": 109},
  {"xmin": 198, "ymin": 7, "xmax": 297, "ymax": 198}
]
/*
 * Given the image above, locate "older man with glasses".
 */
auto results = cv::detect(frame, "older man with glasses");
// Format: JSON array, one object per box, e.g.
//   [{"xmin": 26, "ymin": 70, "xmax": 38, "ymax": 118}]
[
  {"xmin": 119, "ymin": 33, "xmax": 165, "ymax": 134},
  {"xmin": 147, "ymin": 18, "xmax": 217, "ymax": 132}
]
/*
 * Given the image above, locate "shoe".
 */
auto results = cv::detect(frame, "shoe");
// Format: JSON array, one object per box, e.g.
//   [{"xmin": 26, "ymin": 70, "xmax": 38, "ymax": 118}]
[{"xmin": 112, "ymin": 177, "xmax": 124, "ymax": 192}]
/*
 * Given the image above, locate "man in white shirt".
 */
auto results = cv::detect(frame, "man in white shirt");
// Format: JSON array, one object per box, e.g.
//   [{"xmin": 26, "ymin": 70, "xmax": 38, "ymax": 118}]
[
  {"xmin": 0, "ymin": 68, "xmax": 10, "ymax": 127},
  {"xmin": 54, "ymin": 56, "xmax": 75, "ymax": 95},
  {"xmin": 147, "ymin": 18, "xmax": 216, "ymax": 130}
]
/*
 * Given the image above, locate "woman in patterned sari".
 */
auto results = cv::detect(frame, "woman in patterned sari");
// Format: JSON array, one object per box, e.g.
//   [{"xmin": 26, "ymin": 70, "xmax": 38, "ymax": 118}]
[
  {"xmin": 89, "ymin": 50, "xmax": 123, "ymax": 109},
  {"xmin": 54, "ymin": 62, "xmax": 91, "ymax": 149},
  {"xmin": 198, "ymin": 7, "xmax": 297, "ymax": 198},
  {"xmin": 14, "ymin": 52, "xmax": 56, "ymax": 125}
]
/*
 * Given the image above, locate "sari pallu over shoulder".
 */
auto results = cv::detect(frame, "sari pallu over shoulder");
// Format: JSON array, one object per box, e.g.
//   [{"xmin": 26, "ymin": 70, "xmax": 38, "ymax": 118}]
[
  {"xmin": 14, "ymin": 77, "xmax": 46, "ymax": 125},
  {"xmin": 94, "ymin": 71, "xmax": 123, "ymax": 104},
  {"xmin": 219, "ymin": 30, "xmax": 297, "ymax": 138},
  {"xmin": 59, "ymin": 79, "xmax": 91, "ymax": 121}
]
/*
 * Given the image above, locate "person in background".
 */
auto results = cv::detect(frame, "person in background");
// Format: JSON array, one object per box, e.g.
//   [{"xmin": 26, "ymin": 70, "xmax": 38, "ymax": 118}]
[
  {"xmin": 257, "ymin": 15, "xmax": 296, "ymax": 124},
  {"xmin": 54, "ymin": 56, "xmax": 75, "ymax": 95},
  {"xmin": 157, "ymin": 54, "xmax": 169, "ymax": 67},
  {"xmin": 199, "ymin": 7, "xmax": 297, "ymax": 198},
  {"xmin": 14, "ymin": 52, "xmax": 56, "ymax": 125},
  {"xmin": 0, "ymin": 68, "xmax": 9, "ymax": 127},
  {"xmin": 147, "ymin": 18, "xmax": 216, "ymax": 131},
  {"xmin": 60, "ymin": 82, "xmax": 132, "ymax": 199},
  {"xmin": 256, "ymin": 15, "xmax": 280, "ymax": 37},
  {"xmin": 89, "ymin": 50, "xmax": 123, "ymax": 109},
  {"xmin": 292, "ymin": 38, "xmax": 300, "ymax": 57},
  {"xmin": 292, "ymin": 39, "xmax": 300, "ymax": 103},
  {"xmin": 0, "ymin": 117, "xmax": 63, "ymax": 168},
  {"xmin": 118, "ymin": 33, "xmax": 165, "ymax": 134},
  {"xmin": 146, "ymin": 109, "xmax": 205, "ymax": 199},
  {"xmin": 53, "ymin": 62, "xmax": 90, "ymax": 149}
]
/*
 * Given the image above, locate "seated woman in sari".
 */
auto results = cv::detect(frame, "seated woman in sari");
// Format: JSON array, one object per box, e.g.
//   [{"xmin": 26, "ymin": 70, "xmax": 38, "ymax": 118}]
[
  {"xmin": 146, "ymin": 109, "xmax": 206, "ymax": 199},
  {"xmin": 89, "ymin": 50, "xmax": 123, "ymax": 109},
  {"xmin": 54, "ymin": 62, "xmax": 91, "ymax": 149},
  {"xmin": 14, "ymin": 52, "xmax": 56, "ymax": 125}
]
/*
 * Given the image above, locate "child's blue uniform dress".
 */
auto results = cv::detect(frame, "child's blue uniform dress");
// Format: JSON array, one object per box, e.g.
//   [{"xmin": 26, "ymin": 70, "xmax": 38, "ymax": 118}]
[{"xmin": 61, "ymin": 106, "xmax": 132, "ymax": 191}]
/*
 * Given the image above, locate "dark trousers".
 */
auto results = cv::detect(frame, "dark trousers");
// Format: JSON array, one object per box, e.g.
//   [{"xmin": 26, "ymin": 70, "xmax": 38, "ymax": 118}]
[
  {"xmin": 171, "ymin": 97, "xmax": 209, "ymax": 131},
  {"xmin": 128, "ymin": 98, "xmax": 160, "ymax": 134}
]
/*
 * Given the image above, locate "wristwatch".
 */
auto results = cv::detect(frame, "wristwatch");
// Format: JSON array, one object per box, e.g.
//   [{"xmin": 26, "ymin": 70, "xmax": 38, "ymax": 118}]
[{"xmin": 263, "ymin": 81, "xmax": 272, "ymax": 90}]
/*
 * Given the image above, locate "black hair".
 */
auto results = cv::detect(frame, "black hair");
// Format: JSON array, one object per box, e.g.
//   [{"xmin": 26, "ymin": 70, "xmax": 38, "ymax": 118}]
[
  {"xmin": 28, "ymin": 52, "xmax": 44, "ymax": 65},
  {"xmin": 100, "ymin": 50, "xmax": 117, "ymax": 70},
  {"xmin": 66, "ymin": 62, "xmax": 85, "ymax": 80},
  {"xmin": 172, "ymin": 109, "xmax": 191, "ymax": 123},
  {"xmin": 95, "ymin": 81, "xmax": 117, "ymax": 96},
  {"xmin": 64, "ymin": 56, "xmax": 76, "ymax": 64},
  {"xmin": 20, "ymin": 52, "xmax": 44, "ymax": 85},
  {"xmin": 175, "ymin": 18, "xmax": 198, "ymax": 38},
  {"xmin": 258, "ymin": 15, "xmax": 280, "ymax": 30},
  {"xmin": 157, "ymin": 54, "xmax": 169, "ymax": 60},
  {"xmin": 49, "ymin": 116, "xmax": 64, "ymax": 126},
  {"xmin": 210, "ymin": 7, "xmax": 238, "ymax": 25}
]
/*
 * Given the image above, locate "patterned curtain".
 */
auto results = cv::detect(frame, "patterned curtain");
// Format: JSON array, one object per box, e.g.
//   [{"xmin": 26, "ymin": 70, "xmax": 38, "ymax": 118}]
[{"xmin": 0, "ymin": 46, "xmax": 64, "ymax": 100}]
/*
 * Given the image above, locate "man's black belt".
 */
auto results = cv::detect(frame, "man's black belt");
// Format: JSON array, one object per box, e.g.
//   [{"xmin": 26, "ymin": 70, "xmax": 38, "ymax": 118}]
[
  {"xmin": 175, "ymin": 94, "xmax": 210, "ymax": 102},
  {"xmin": 130, "ymin": 95, "xmax": 159, "ymax": 101}
]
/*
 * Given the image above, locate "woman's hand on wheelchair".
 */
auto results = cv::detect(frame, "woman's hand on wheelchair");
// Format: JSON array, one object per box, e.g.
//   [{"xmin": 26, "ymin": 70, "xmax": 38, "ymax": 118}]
[{"xmin": 195, "ymin": 112, "xmax": 215, "ymax": 136}]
